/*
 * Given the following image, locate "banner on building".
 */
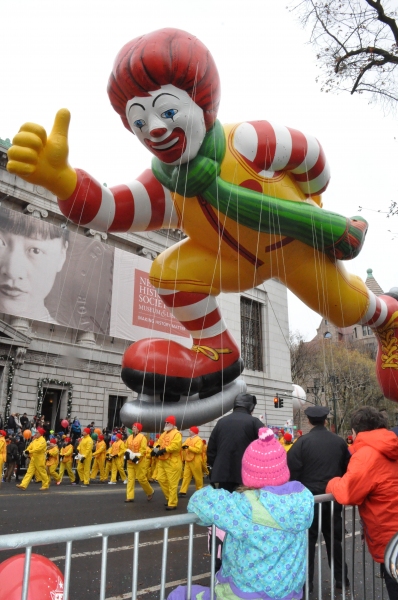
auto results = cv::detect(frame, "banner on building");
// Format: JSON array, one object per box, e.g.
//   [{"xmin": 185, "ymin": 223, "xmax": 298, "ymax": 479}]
[{"xmin": 0, "ymin": 206, "xmax": 190, "ymax": 345}]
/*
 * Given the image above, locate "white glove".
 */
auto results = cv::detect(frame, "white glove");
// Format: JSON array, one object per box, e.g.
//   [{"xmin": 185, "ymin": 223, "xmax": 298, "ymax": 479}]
[
  {"xmin": 127, "ymin": 450, "xmax": 141, "ymax": 460},
  {"xmin": 76, "ymin": 453, "xmax": 85, "ymax": 461}
]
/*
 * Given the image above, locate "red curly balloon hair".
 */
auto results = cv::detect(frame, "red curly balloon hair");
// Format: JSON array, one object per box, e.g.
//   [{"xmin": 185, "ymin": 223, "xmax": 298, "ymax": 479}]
[{"xmin": 107, "ymin": 28, "xmax": 221, "ymax": 133}]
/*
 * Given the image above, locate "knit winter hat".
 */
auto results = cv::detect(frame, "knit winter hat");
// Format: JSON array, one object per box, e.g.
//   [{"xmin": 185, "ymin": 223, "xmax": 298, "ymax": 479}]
[
  {"xmin": 190, "ymin": 426, "xmax": 199, "ymax": 434},
  {"xmin": 37, "ymin": 428, "xmax": 46, "ymax": 436},
  {"xmin": 284, "ymin": 432, "xmax": 292, "ymax": 443},
  {"xmin": 83, "ymin": 428, "xmax": 91, "ymax": 435},
  {"xmin": 49, "ymin": 439, "xmax": 57, "ymax": 444},
  {"xmin": 165, "ymin": 415, "xmax": 176, "ymax": 425},
  {"xmin": 116, "ymin": 433, "xmax": 122, "ymax": 439},
  {"xmin": 241, "ymin": 427, "xmax": 290, "ymax": 488},
  {"xmin": 133, "ymin": 422, "xmax": 143, "ymax": 432}
]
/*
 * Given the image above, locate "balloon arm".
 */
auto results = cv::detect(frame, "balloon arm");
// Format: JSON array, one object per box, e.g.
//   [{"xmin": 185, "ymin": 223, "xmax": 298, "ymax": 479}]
[{"xmin": 204, "ymin": 178, "xmax": 368, "ymax": 261}]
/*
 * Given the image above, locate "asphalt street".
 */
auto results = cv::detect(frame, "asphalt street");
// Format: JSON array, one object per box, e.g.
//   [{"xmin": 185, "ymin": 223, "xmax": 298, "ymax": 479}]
[{"xmin": 0, "ymin": 479, "xmax": 391, "ymax": 600}]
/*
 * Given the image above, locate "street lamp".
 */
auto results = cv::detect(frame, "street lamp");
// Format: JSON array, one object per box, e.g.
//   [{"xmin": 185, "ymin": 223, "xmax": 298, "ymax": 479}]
[
  {"xmin": 306, "ymin": 379, "xmax": 324, "ymax": 405},
  {"xmin": 329, "ymin": 374, "xmax": 339, "ymax": 434}
]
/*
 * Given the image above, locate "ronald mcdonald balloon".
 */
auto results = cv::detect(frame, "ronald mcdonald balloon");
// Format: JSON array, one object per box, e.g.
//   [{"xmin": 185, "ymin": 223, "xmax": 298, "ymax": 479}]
[{"xmin": 7, "ymin": 28, "xmax": 398, "ymax": 428}]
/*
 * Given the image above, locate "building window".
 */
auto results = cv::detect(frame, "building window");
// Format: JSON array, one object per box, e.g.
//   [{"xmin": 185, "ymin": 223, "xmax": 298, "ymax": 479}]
[
  {"xmin": 240, "ymin": 297, "xmax": 263, "ymax": 371},
  {"xmin": 107, "ymin": 395, "xmax": 127, "ymax": 430},
  {"xmin": 325, "ymin": 319, "xmax": 328, "ymax": 325},
  {"xmin": 362, "ymin": 325, "xmax": 370, "ymax": 337},
  {"xmin": 353, "ymin": 327, "xmax": 357, "ymax": 339}
]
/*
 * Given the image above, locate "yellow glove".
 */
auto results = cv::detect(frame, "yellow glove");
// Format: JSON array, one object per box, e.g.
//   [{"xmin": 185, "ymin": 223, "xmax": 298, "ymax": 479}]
[{"xmin": 7, "ymin": 108, "xmax": 77, "ymax": 200}]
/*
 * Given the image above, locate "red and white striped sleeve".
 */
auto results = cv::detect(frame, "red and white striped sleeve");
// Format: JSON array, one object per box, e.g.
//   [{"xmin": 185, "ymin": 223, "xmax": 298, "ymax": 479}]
[
  {"xmin": 233, "ymin": 121, "xmax": 331, "ymax": 196},
  {"xmin": 57, "ymin": 168, "xmax": 179, "ymax": 232}
]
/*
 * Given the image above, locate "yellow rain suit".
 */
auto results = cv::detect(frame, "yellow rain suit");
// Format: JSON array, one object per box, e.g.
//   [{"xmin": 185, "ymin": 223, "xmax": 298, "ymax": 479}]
[
  {"xmin": 156, "ymin": 428, "xmax": 182, "ymax": 508},
  {"xmin": 19, "ymin": 435, "xmax": 49, "ymax": 489},
  {"xmin": 90, "ymin": 439, "xmax": 107, "ymax": 481},
  {"xmin": 179, "ymin": 435, "xmax": 204, "ymax": 494},
  {"xmin": 77, "ymin": 435, "xmax": 93, "ymax": 485},
  {"xmin": 0, "ymin": 434, "xmax": 6, "ymax": 480},
  {"xmin": 110, "ymin": 438, "xmax": 127, "ymax": 482},
  {"xmin": 104, "ymin": 445, "xmax": 113, "ymax": 480},
  {"xmin": 126, "ymin": 433, "xmax": 154, "ymax": 501},
  {"xmin": 59, "ymin": 443, "xmax": 75, "ymax": 483},
  {"xmin": 46, "ymin": 444, "xmax": 61, "ymax": 483}
]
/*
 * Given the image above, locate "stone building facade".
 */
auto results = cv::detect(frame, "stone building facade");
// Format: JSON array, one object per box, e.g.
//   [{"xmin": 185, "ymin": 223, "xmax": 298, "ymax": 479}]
[{"xmin": 0, "ymin": 136, "xmax": 293, "ymax": 439}]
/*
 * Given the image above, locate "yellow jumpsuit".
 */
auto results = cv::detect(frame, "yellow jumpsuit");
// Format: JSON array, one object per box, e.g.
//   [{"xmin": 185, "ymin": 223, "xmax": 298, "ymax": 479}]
[
  {"xmin": 0, "ymin": 435, "xmax": 6, "ymax": 481},
  {"xmin": 90, "ymin": 440, "xmax": 107, "ymax": 481},
  {"xmin": 46, "ymin": 445, "xmax": 61, "ymax": 483},
  {"xmin": 143, "ymin": 446, "xmax": 153, "ymax": 480},
  {"xmin": 125, "ymin": 433, "xmax": 154, "ymax": 501},
  {"xmin": 156, "ymin": 429, "xmax": 182, "ymax": 508},
  {"xmin": 110, "ymin": 439, "xmax": 127, "ymax": 482},
  {"xmin": 77, "ymin": 435, "xmax": 93, "ymax": 485},
  {"xmin": 104, "ymin": 446, "xmax": 113, "ymax": 480},
  {"xmin": 59, "ymin": 444, "xmax": 75, "ymax": 482},
  {"xmin": 179, "ymin": 435, "xmax": 204, "ymax": 494},
  {"xmin": 19, "ymin": 436, "xmax": 50, "ymax": 489}
]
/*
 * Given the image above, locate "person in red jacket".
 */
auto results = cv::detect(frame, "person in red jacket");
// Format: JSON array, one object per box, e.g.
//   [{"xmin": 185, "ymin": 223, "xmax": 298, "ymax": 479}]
[{"xmin": 326, "ymin": 406, "xmax": 398, "ymax": 600}]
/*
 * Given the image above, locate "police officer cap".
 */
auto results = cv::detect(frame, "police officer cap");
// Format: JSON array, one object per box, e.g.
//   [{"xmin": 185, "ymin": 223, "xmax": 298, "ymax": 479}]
[
  {"xmin": 304, "ymin": 406, "xmax": 329, "ymax": 418},
  {"xmin": 234, "ymin": 393, "xmax": 257, "ymax": 411}
]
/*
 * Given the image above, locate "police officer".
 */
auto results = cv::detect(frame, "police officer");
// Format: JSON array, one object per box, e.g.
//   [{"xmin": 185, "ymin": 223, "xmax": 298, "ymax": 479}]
[
  {"xmin": 287, "ymin": 406, "xmax": 350, "ymax": 593},
  {"xmin": 207, "ymin": 393, "xmax": 263, "ymax": 493}
]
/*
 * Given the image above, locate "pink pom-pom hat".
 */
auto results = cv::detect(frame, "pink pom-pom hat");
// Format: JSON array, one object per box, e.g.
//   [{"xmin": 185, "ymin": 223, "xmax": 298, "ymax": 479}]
[{"xmin": 241, "ymin": 427, "xmax": 290, "ymax": 488}]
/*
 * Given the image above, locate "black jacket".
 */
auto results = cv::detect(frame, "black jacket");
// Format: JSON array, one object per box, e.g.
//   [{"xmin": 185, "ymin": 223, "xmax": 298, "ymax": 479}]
[
  {"xmin": 287, "ymin": 425, "xmax": 351, "ymax": 495},
  {"xmin": 207, "ymin": 408, "xmax": 263, "ymax": 484},
  {"xmin": 6, "ymin": 441, "xmax": 19, "ymax": 463},
  {"xmin": 6, "ymin": 415, "xmax": 17, "ymax": 432}
]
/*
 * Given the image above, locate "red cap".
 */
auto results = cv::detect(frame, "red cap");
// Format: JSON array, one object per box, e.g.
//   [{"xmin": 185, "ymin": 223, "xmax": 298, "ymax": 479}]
[
  {"xmin": 347, "ymin": 435, "xmax": 353, "ymax": 441},
  {"xmin": 0, "ymin": 430, "xmax": 6, "ymax": 437},
  {"xmin": 116, "ymin": 433, "xmax": 122, "ymax": 439},
  {"xmin": 297, "ymin": 430, "xmax": 303, "ymax": 436},
  {"xmin": 64, "ymin": 437, "xmax": 71, "ymax": 443},
  {"xmin": 202, "ymin": 439, "xmax": 207, "ymax": 444},
  {"xmin": 50, "ymin": 439, "xmax": 57, "ymax": 444},
  {"xmin": 148, "ymin": 440, "xmax": 154, "ymax": 447},
  {"xmin": 98, "ymin": 434, "xmax": 104, "ymax": 440},
  {"xmin": 189, "ymin": 426, "xmax": 199, "ymax": 434},
  {"xmin": 133, "ymin": 422, "xmax": 143, "ymax": 432},
  {"xmin": 165, "ymin": 415, "xmax": 176, "ymax": 426},
  {"xmin": 284, "ymin": 433, "xmax": 292, "ymax": 443},
  {"xmin": 37, "ymin": 428, "xmax": 46, "ymax": 436},
  {"xmin": 155, "ymin": 434, "xmax": 160, "ymax": 439},
  {"xmin": 279, "ymin": 429, "xmax": 285, "ymax": 434},
  {"xmin": 83, "ymin": 428, "xmax": 91, "ymax": 435}
]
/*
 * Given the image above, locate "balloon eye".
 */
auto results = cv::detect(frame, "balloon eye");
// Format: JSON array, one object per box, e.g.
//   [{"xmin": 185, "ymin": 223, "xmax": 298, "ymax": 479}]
[
  {"xmin": 161, "ymin": 109, "xmax": 178, "ymax": 120},
  {"xmin": 134, "ymin": 119, "xmax": 146, "ymax": 130}
]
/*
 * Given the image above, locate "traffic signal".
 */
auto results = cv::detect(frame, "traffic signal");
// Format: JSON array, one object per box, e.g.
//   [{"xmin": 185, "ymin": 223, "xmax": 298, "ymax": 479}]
[
  {"xmin": 273, "ymin": 396, "xmax": 279, "ymax": 408},
  {"xmin": 279, "ymin": 397, "xmax": 284, "ymax": 408}
]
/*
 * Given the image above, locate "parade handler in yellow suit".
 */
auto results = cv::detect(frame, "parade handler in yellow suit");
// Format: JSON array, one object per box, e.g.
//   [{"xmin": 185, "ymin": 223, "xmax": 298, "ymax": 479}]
[
  {"xmin": 17, "ymin": 427, "xmax": 49, "ymax": 490},
  {"xmin": 76, "ymin": 427, "xmax": 93, "ymax": 487},
  {"xmin": 124, "ymin": 423, "xmax": 155, "ymax": 503},
  {"xmin": 59, "ymin": 436, "xmax": 75, "ymax": 484},
  {"xmin": 46, "ymin": 439, "xmax": 61, "ymax": 484},
  {"xmin": 7, "ymin": 28, "xmax": 398, "ymax": 408},
  {"xmin": 0, "ymin": 430, "xmax": 6, "ymax": 480},
  {"xmin": 90, "ymin": 434, "xmax": 107, "ymax": 482},
  {"xmin": 179, "ymin": 426, "xmax": 204, "ymax": 497},
  {"xmin": 108, "ymin": 433, "xmax": 127, "ymax": 485},
  {"xmin": 152, "ymin": 416, "xmax": 182, "ymax": 510}
]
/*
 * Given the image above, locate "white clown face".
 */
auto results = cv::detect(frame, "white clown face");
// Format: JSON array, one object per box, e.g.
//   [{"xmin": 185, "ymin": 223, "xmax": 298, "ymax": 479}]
[{"xmin": 126, "ymin": 84, "xmax": 206, "ymax": 165}]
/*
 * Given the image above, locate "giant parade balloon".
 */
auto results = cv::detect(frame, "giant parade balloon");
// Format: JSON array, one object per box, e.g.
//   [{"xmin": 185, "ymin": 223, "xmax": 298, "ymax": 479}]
[{"xmin": 7, "ymin": 28, "xmax": 398, "ymax": 428}]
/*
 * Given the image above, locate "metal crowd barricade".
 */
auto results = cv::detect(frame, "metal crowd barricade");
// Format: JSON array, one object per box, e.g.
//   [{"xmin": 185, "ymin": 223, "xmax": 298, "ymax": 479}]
[{"xmin": 0, "ymin": 493, "xmax": 389, "ymax": 600}]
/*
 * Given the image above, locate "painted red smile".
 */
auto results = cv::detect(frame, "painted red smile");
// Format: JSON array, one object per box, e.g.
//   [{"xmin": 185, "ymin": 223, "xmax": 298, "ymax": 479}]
[{"xmin": 145, "ymin": 128, "xmax": 187, "ymax": 163}]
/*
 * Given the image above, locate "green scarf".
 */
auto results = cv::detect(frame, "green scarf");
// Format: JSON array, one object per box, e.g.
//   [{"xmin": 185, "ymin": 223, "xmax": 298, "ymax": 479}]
[{"xmin": 152, "ymin": 120, "xmax": 367, "ymax": 261}]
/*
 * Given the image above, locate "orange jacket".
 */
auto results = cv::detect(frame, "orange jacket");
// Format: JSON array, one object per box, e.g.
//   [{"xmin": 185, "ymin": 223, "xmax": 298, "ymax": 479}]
[{"xmin": 326, "ymin": 429, "xmax": 398, "ymax": 562}]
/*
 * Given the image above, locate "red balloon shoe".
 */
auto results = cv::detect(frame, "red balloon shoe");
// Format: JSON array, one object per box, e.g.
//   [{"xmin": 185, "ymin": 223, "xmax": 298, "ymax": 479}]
[
  {"xmin": 121, "ymin": 330, "xmax": 243, "ymax": 398},
  {"xmin": 373, "ymin": 291, "xmax": 398, "ymax": 403}
]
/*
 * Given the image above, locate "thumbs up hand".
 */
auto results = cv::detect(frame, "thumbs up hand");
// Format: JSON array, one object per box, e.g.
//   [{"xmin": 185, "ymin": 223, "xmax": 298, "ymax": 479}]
[{"xmin": 7, "ymin": 109, "xmax": 77, "ymax": 200}]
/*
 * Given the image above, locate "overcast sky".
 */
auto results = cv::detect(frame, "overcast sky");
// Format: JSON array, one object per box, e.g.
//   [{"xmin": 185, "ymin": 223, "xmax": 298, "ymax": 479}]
[{"xmin": 1, "ymin": 0, "xmax": 397, "ymax": 340}]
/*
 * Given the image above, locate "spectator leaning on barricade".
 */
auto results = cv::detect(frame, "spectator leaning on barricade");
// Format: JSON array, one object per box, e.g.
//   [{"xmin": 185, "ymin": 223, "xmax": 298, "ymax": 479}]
[
  {"xmin": 168, "ymin": 427, "xmax": 314, "ymax": 600},
  {"xmin": 287, "ymin": 405, "xmax": 351, "ymax": 594},
  {"xmin": 326, "ymin": 406, "xmax": 398, "ymax": 600}
]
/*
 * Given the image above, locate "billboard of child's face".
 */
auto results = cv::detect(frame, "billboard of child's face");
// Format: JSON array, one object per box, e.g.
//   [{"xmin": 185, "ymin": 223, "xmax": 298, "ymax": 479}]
[{"xmin": 0, "ymin": 231, "xmax": 67, "ymax": 319}]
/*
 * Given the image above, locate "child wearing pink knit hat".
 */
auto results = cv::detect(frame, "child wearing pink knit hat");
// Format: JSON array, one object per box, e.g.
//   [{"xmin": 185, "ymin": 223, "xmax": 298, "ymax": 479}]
[{"xmin": 170, "ymin": 428, "xmax": 313, "ymax": 600}]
